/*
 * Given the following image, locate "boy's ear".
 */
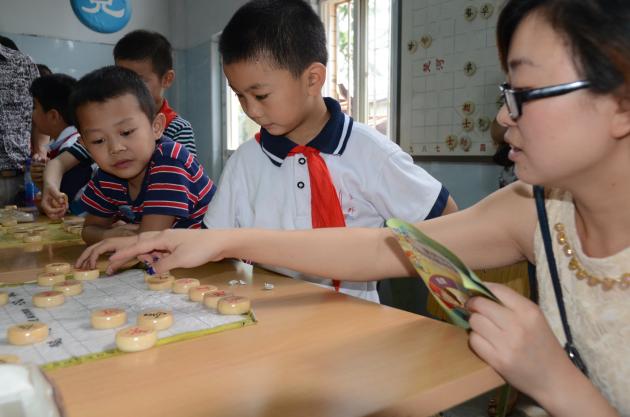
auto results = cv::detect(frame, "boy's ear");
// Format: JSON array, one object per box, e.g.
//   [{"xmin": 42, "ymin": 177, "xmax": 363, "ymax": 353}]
[
  {"xmin": 48, "ymin": 109, "xmax": 62, "ymax": 124},
  {"xmin": 303, "ymin": 63, "xmax": 326, "ymax": 96},
  {"xmin": 152, "ymin": 112, "xmax": 166, "ymax": 139},
  {"xmin": 161, "ymin": 70, "xmax": 175, "ymax": 89}
]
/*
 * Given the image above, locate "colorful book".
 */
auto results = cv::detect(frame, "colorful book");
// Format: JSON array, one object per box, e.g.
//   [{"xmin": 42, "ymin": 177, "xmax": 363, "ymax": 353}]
[{"xmin": 386, "ymin": 218, "xmax": 500, "ymax": 329}]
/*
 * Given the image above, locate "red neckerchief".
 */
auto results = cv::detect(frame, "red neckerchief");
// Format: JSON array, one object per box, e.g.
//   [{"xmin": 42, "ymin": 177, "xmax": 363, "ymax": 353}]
[
  {"xmin": 158, "ymin": 99, "xmax": 178, "ymax": 128},
  {"xmin": 256, "ymin": 132, "xmax": 344, "ymax": 291}
]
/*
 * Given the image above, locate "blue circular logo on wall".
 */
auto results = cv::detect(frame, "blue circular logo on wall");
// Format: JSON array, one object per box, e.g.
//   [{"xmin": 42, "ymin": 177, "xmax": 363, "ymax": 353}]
[{"xmin": 70, "ymin": 0, "xmax": 132, "ymax": 34}]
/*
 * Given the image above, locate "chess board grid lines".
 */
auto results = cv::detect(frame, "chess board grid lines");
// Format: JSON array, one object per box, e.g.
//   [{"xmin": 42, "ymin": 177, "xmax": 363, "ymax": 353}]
[{"xmin": 1, "ymin": 270, "xmax": 256, "ymax": 369}]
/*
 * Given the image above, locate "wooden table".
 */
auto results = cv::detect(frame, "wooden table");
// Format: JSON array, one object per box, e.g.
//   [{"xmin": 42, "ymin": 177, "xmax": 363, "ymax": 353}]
[
  {"xmin": 0, "ymin": 215, "xmax": 83, "ymax": 251},
  {"xmin": 0, "ymin": 242, "xmax": 90, "ymax": 283},
  {"xmin": 1, "ymin": 244, "xmax": 504, "ymax": 417}
]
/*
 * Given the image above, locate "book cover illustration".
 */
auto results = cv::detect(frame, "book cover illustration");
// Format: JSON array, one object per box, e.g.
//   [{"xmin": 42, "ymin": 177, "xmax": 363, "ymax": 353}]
[{"xmin": 386, "ymin": 218, "xmax": 500, "ymax": 329}]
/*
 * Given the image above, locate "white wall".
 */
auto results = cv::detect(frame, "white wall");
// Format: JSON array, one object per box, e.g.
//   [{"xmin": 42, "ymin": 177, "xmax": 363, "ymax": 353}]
[
  {"xmin": 0, "ymin": 32, "xmax": 114, "ymax": 78},
  {"xmin": 0, "ymin": 0, "xmax": 171, "ymax": 44},
  {"xmin": 169, "ymin": 0, "xmax": 249, "ymax": 49},
  {"xmin": 167, "ymin": 1, "xmax": 251, "ymax": 181}
]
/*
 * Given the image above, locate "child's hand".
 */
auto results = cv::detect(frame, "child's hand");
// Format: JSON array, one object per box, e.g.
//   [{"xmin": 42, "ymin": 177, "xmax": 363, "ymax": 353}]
[
  {"xmin": 31, "ymin": 159, "xmax": 46, "ymax": 189},
  {"xmin": 466, "ymin": 283, "xmax": 574, "ymax": 403},
  {"xmin": 41, "ymin": 186, "xmax": 68, "ymax": 219},
  {"xmin": 76, "ymin": 229, "xmax": 222, "ymax": 274}
]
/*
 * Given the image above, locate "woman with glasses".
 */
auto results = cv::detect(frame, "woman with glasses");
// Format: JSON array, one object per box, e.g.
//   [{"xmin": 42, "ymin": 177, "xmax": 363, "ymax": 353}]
[{"xmin": 78, "ymin": 0, "xmax": 629, "ymax": 415}]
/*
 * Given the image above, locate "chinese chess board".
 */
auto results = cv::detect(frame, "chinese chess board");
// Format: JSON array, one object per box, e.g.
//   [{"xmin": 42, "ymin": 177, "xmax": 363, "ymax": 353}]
[
  {"xmin": 400, "ymin": 0, "xmax": 504, "ymax": 156},
  {"xmin": 0, "ymin": 222, "xmax": 83, "ymax": 249},
  {"xmin": 0, "ymin": 269, "xmax": 255, "ymax": 369}
]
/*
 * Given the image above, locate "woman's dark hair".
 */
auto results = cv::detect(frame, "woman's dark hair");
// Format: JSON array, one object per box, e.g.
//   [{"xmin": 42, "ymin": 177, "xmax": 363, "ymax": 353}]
[
  {"xmin": 497, "ymin": 0, "xmax": 630, "ymax": 97},
  {"xmin": 0, "ymin": 35, "xmax": 18, "ymax": 51}
]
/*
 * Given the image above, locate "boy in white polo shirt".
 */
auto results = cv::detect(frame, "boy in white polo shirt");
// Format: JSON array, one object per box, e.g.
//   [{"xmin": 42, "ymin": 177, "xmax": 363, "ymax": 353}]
[{"xmin": 203, "ymin": 0, "xmax": 457, "ymax": 302}]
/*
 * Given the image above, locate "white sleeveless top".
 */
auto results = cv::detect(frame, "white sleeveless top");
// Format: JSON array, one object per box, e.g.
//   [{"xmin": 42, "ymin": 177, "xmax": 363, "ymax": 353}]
[{"xmin": 534, "ymin": 188, "xmax": 630, "ymax": 415}]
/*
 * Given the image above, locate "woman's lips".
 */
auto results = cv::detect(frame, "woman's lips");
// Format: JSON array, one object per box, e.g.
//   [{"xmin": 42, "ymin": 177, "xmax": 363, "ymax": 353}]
[{"xmin": 508, "ymin": 145, "xmax": 522, "ymax": 161}]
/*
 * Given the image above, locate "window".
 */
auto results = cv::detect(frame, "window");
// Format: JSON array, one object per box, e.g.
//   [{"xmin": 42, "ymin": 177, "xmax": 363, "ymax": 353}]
[
  {"xmin": 226, "ymin": 92, "xmax": 259, "ymax": 151},
  {"xmin": 224, "ymin": 0, "xmax": 395, "ymax": 151},
  {"xmin": 326, "ymin": 1, "xmax": 355, "ymax": 115},
  {"xmin": 322, "ymin": 0, "xmax": 394, "ymax": 137}
]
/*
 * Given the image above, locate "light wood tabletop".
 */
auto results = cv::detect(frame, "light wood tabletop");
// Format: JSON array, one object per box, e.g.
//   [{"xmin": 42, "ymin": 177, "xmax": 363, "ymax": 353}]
[
  {"xmin": 0, "ymin": 242, "xmax": 91, "ymax": 283},
  {"xmin": 2, "ymin": 244, "xmax": 504, "ymax": 417}
]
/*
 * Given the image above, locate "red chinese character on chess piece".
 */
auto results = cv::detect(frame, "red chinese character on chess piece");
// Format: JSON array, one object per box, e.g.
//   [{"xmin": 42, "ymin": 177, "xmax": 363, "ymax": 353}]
[
  {"xmin": 436, "ymin": 59, "xmax": 445, "ymax": 71},
  {"xmin": 423, "ymin": 61, "xmax": 431, "ymax": 73},
  {"xmin": 462, "ymin": 102, "xmax": 472, "ymax": 113},
  {"xmin": 480, "ymin": 143, "xmax": 486, "ymax": 152},
  {"xmin": 129, "ymin": 327, "xmax": 148, "ymax": 336}
]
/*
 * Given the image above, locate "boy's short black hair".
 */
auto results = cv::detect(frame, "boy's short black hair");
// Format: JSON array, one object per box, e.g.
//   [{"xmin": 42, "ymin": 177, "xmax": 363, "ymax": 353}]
[
  {"xmin": 29, "ymin": 74, "xmax": 77, "ymax": 125},
  {"xmin": 70, "ymin": 66, "xmax": 156, "ymax": 130},
  {"xmin": 220, "ymin": 0, "xmax": 328, "ymax": 78},
  {"xmin": 113, "ymin": 30, "xmax": 173, "ymax": 77}
]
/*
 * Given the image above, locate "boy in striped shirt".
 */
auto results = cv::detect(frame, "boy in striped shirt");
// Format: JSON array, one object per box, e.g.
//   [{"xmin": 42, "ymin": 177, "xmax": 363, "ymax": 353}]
[
  {"xmin": 69, "ymin": 66, "xmax": 215, "ymax": 245},
  {"xmin": 42, "ymin": 30, "xmax": 196, "ymax": 218}
]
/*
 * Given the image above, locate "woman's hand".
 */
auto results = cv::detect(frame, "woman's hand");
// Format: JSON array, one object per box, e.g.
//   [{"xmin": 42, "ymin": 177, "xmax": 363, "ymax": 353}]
[
  {"xmin": 76, "ymin": 234, "xmax": 139, "ymax": 270},
  {"xmin": 76, "ymin": 229, "xmax": 224, "ymax": 274},
  {"xmin": 467, "ymin": 283, "xmax": 571, "ymax": 400},
  {"xmin": 467, "ymin": 283, "xmax": 619, "ymax": 416}
]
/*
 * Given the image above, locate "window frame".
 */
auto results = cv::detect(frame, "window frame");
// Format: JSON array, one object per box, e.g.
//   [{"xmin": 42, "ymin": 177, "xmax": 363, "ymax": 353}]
[{"xmin": 320, "ymin": 0, "xmax": 399, "ymax": 139}]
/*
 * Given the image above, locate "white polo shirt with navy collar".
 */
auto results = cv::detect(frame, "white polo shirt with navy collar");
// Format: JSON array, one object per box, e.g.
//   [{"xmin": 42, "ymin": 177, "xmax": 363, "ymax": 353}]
[{"xmin": 204, "ymin": 97, "xmax": 449, "ymax": 303}]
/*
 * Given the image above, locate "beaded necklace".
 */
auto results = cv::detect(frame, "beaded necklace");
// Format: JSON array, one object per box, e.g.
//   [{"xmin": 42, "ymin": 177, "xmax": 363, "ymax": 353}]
[{"xmin": 554, "ymin": 223, "xmax": 630, "ymax": 291}]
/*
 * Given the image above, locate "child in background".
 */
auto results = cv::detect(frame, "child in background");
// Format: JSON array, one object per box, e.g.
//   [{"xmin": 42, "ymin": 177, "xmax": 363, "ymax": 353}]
[
  {"xmin": 202, "ymin": 0, "xmax": 456, "ymax": 302},
  {"xmin": 29, "ymin": 74, "xmax": 92, "ymax": 213},
  {"xmin": 113, "ymin": 30, "xmax": 196, "ymax": 155},
  {"xmin": 82, "ymin": 0, "xmax": 629, "ymax": 415},
  {"xmin": 70, "ymin": 66, "xmax": 215, "ymax": 244},
  {"xmin": 30, "ymin": 64, "xmax": 54, "ymax": 177},
  {"xmin": 42, "ymin": 30, "xmax": 196, "ymax": 218}
]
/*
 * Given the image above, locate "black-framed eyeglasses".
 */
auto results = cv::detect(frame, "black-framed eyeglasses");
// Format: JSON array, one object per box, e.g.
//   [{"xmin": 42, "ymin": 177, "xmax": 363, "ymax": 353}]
[{"xmin": 499, "ymin": 80, "xmax": 590, "ymax": 120}]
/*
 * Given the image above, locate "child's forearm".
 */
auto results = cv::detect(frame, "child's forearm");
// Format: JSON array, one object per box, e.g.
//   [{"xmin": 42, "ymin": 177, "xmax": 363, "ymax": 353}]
[
  {"xmin": 217, "ymin": 227, "xmax": 416, "ymax": 281},
  {"xmin": 43, "ymin": 158, "xmax": 66, "ymax": 193},
  {"xmin": 43, "ymin": 153, "xmax": 81, "ymax": 192}
]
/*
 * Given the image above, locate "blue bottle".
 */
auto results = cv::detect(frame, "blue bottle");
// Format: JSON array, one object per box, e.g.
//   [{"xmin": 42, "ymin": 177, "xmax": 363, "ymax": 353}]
[{"xmin": 24, "ymin": 158, "xmax": 36, "ymax": 207}]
